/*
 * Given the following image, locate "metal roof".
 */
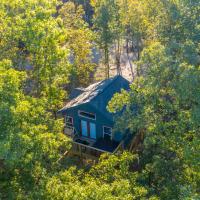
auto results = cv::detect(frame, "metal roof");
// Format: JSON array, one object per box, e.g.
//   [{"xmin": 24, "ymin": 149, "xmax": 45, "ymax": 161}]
[
  {"xmin": 58, "ymin": 75, "xmax": 130, "ymax": 114},
  {"xmin": 59, "ymin": 76, "xmax": 120, "ymax": 111}
]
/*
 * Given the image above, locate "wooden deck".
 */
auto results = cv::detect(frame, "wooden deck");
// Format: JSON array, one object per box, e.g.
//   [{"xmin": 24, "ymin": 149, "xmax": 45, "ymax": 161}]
[
  {"xmin": 68, "ymin": 136, "xmax": 125, "ymax": 161},
  {"xmin": 61, "ymin": 128, "xmax": 127, "ymax": 162},
  {"xmin": 57, "ymin": 131, "xmax": 143, "ymax": 164},
  {"xmin": 70, "ymin": 141, "xmax": 107, "ymax": 161}
]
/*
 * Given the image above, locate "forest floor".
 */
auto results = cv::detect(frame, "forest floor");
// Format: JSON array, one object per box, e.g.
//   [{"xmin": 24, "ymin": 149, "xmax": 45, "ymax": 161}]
[{"xmin": 94, "ymin": 44, "xmax": 137, "ymax": 82}]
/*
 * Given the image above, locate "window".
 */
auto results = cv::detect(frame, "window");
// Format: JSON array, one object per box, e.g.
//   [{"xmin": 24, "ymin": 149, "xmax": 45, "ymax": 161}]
[
  {"xmin": 65, "ymin": 116, "xmax": 73, "ymax": 128},
  {"xmin": 78, "ymin": 110, "xmax": 96, "ymax": 120},
  {"xmin": 103, "ymin": 126, "xmax": 112, "ymax": 140}
]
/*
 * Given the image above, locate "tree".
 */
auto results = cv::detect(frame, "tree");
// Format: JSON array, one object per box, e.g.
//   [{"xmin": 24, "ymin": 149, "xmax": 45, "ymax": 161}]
[
  {"xmin": 0, "ymin": 0, "xmax": 71, "ymax": 115},
  {"xmin": 118, "ymin": 0, "xmax": 146, "ymax": 61},
  {"xmin": 92, "ymin": 0, "xmax": 123, "ymax": 78},
  {"xmin": 0, "ymin": 60, "xmax": 70, "ymax": 199},
  {"xmin": 108, "ymin": 42, "xmax": 200, "ymax": 199},
  {"xmin": 131, "ymin": 0, "xmax": 200, "ymax": 68},
  {"xmin": 44, "ymin": 153, "xmax": 156, "ymax": 200},
  {"xmin": 107, "ymin": 2, "xmax": 200, "ymax": 198},
  {"xmin": 59, "ymin": 1, "xmax": 95, "ymax": 88},
  {"xmin": 69, "ymin": 0, "xmax": 94, "ymax": 26}
]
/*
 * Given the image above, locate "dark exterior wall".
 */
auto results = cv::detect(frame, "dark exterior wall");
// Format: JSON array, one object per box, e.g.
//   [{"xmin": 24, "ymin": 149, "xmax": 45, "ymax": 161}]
[
  {"xmin": 60, "ymin": 76, "xmax": 130, "ymax": 142},
  {"xmin": 61, "ymin": 103, "xmax": 123, "ymax": 142},
  {"xmin": 91, "ymin": 76, "xmax": 130, "ymax": 120}
]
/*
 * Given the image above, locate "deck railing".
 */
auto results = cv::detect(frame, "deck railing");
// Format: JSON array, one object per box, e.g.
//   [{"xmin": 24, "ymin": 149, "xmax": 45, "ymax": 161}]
[
  {"xmin": 70, "ymin": 136, "xmax": 126, "ymax": 160},
  {"xmin": 62, "ymin": 127, "xmax": 127, "ymax": 160},
  {"xmin": 113, "ymin": 140, "xmax": 124, "ymax": 153},
  {"xmin": 70, "ymin": 140, "xmax": 110, "ymax": 160}
]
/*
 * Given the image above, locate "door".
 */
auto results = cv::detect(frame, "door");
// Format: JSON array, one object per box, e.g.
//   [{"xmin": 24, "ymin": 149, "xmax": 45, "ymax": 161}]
[
  {"xmin": 90, "ymin": 122, "xmax": 96, "ymax": 139},
  {"xmin": 81, "ymin": 120, "xmax": 88, "ymax": 137}
]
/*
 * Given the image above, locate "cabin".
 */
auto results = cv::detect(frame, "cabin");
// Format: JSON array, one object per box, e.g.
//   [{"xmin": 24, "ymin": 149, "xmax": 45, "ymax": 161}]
[{"xmin": 58, "ymin": 75, "xmax": 131, "ymax": 160}]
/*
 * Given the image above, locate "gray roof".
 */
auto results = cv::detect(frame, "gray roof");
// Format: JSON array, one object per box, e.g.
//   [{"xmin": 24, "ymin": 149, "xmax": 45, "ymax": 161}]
[{"xmin": 58, "ymin": 75, "xmax": 130, "ymax": 117}]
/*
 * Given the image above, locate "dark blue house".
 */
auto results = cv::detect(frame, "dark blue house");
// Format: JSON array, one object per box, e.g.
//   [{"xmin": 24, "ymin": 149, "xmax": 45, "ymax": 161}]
[{"xmin": 58, "ymin": 75, "xmax": 130, "ymax": 156}]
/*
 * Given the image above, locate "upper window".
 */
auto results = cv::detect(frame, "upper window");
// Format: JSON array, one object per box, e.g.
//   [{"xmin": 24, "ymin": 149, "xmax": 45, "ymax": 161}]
[
  {"xmin": 65, "ymin": 116, "xmax": 73, "ymax": 128},
  {"xmin": 78, "ymin": 110, "xmax": 96, "ymax": 120}
]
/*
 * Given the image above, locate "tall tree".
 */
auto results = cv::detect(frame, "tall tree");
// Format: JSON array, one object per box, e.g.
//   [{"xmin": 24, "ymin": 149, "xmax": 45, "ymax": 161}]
[
  {"xmin": 59, "ymin": 1, "xmax": 95, "ymax": 88},
  {"xmin": 69, "ymin": 0, "xmax": 94, "ymax": 25},
  {"xmin": 108, "ymin": 42, "xmax": 200, "ymax": 199},
  {"xmin": 0, "ymin": 0, "xmax": 71, "ymax": 114},
  {"xmin": 0, "ymin": 60, "xmax": 70, "ymax": 199},
  {"xmin": 92, "ymin": 0, "xmax": 122, "ymax": 78},
  {"xmin": 108, "ymin": 0, "xmax": 200, "ymax": 198}
]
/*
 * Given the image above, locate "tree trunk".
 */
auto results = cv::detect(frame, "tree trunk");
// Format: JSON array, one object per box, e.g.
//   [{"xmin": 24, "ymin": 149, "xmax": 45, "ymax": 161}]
[
  {"xmin": 129, "ymin": 129, "xmax": 145, "ymax": 152},
  {"xmin": 104, "ymin": 45, "xmax": 110, "ymax": 78},
  {"xmin": 126, "ymin": 38, "xmax": 134, "ymax": 81},
  {"xmin": 116, "ymin": 39, "xmax": 122, "ymax": 76},
  {"xmin": 136, "ymin": 39, "xmax": 141, "ymax": 77},
  {"xmin": 137, "ymin": 39, "xmax": 140, "ymax": 61}
]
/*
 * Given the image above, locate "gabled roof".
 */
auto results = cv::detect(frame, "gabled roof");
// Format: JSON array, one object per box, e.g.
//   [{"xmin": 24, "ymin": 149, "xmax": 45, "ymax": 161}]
[{"xmin": 58, "ymin": 75, "xmax": 130, "ymax": 118}]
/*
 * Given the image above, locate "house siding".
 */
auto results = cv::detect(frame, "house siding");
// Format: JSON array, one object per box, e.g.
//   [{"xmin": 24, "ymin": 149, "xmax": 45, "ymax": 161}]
[
  {"xmin": 59, "ymin": 75, "xmax": 130, "ymax": 143},
  {"xmin": 91, "ymin": 76, "xmax": 130, "ymax": 120},
  {"xmin": 62, "ymin": 104, "xmax": 123, "ymax": 142}
]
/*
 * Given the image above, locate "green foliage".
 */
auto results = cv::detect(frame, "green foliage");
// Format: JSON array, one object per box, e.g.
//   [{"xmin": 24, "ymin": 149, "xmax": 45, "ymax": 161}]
[
  {"xmin": 92, "ymin": 0, "xmax": 123, "ymax": 77},
  {"xmin": 59, "ymin": 1, "xmax": 95, "ymax": 87},
  {"xmin": 92, "ymin": 0, "xmax": 118, "ymax": 48},
  {"xmin": 0, "ymin": 0, "xmax": 70, "ymax": 113},
  {"xmin": 0, "ymin": 0, "xmax": 199, "ymax": 199},
  {"xmin": 0, "ymin": 0, "xmax": 96, "ymax": 112},
  {"xmin": 44, "ymin": 153, "xmax": 152, "ymax": 200},
  {"xmin": 108, "ymin": 1, "xmax": 200, "ymax": 199},
  {"xmin": 109, "ymin": 42, "xmax": 200, "ymax": 198},
  {"xmin": 0, "ymin": 61, "xmax": 70, "ymax": 198}
]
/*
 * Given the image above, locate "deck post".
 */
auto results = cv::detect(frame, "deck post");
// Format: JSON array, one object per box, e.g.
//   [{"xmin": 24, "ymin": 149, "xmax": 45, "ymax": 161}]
[{"xmin": 78, "ymin": 144, "xmax": 82, "ymax": 157}]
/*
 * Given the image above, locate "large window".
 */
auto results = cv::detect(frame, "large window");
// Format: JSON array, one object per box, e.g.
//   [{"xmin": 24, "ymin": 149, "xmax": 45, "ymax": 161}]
[
  {"xmin": 65, "ymin": 116, "xmax": 73, "ymax": 128},
  {"xmin": 78, "ymin": 110, "xmax": 96, "ymax": 120},
  {"xmin": 103, "ymin": 126, "xmax": 112, "ymax": 140}
]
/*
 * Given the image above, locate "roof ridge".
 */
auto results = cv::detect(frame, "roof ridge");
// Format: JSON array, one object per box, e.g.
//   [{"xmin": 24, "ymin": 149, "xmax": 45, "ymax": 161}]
[{"xmin": 58, "ymin": 75, "xmax": 127, "ymax": 112}]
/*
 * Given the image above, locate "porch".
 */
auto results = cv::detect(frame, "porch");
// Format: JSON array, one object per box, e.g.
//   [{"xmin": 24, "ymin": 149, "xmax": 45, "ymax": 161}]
[
  {"xmin": 63, "ymin": 126, "xmax": 125, "ymax": 161},
  {"xmin": 70, "ymin": 135, "xmax": 125, "ymax": 160}
]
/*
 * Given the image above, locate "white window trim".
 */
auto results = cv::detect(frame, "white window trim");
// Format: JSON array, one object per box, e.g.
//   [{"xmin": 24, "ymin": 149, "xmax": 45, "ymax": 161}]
[
  {"xmin": 78, "ymin": 110, "xmax": 96, "ymax": 120},
  {"xmin": 65, "ymin": 116, "xmax": 74, "ymax": 128},
  {"xmin": 103, "ymin": 126, "xmax": 112, "ymax": 140}
]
